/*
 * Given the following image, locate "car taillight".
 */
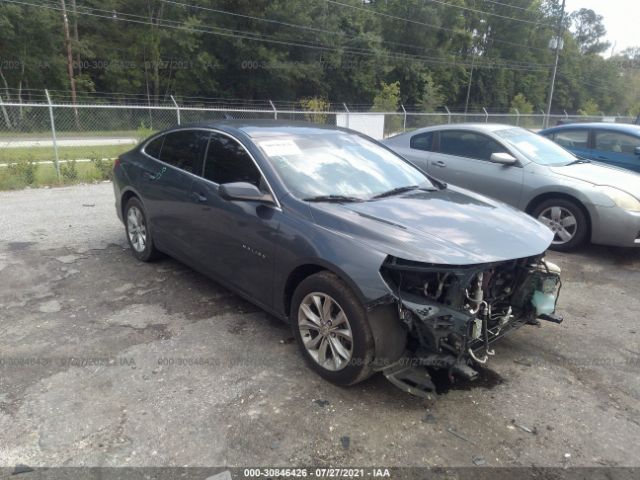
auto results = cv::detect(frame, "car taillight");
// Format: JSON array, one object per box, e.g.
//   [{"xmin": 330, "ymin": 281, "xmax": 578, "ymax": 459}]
[{"xmin": 114, "ymin": 158, "xmax": 121, "ymax": 169}]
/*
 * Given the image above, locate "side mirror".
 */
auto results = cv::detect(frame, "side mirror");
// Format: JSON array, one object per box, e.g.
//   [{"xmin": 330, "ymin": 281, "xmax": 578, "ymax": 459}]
[
  {"xmin": 634, "ymin": 146, "xmax": 640, "ymax": 156},
  {"xmin": 218, "ymin": 182, "xmax": 275, "ymax": 203},
  {"xmin": 490, "ymin": 152, "xmax": 518, "ymax": 165}
]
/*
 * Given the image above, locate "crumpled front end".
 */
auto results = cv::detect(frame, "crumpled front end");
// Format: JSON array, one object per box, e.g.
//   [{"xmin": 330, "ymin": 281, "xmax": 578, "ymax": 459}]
[{"xmin": 377, "ymin": 254, "xmax": 562, "ymax": 396}]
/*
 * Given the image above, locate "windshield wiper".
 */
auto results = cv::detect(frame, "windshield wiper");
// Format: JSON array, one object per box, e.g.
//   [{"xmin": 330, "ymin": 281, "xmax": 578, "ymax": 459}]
[
  {"xmin": 429, "ymin": 177, "xmax": 447, "ymax": 190},
  {"xmin": 371, "ymin": 185, "xmax": 422, "ymax": 199},
  {"xmin": 566, "ymin": 158, "xmax": 591, "ymax": 165},
  {"xmin": 303, "ymin": 195, "xmax": 364, "ymax": 203}
]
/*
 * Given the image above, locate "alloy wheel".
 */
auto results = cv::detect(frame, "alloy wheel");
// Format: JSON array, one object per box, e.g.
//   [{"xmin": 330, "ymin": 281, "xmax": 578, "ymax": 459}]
[
  {"xmin": 537, "ymin": 206, "xmax": 578, "ymax": 245},
  {"xmin": 298, "ymin": 292, "xmax": 354, "ymax": 371},
  {"xmin": 127, "ymin": 206, "xmax": 147, "ymax": 253}
]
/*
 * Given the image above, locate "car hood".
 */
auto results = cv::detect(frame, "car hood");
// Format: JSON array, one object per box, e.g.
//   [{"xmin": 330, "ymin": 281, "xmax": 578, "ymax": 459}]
[
  {"xmin": 550, "ymin": 162, "xmax": 640, "ymax": 198},
  {"xmin": 309, "ymin": 187, "xmax": 553, "ymax": 265}
]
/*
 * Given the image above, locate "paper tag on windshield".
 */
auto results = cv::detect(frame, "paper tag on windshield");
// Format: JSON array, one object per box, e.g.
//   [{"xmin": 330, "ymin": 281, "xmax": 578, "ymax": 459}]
[{"xmin": 258, "ymin": 139, "xmax": 302, "ymax": 157}]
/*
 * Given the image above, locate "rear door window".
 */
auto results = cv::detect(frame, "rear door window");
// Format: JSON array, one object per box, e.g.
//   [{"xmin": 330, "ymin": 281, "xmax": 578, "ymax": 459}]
[
  {"xmin": 159, "ymin": 130, "xmax": 209, "ymax": 174},
  {"xmin": 203, "ymin": 133, "xmax": 263, "ymax": 187}
]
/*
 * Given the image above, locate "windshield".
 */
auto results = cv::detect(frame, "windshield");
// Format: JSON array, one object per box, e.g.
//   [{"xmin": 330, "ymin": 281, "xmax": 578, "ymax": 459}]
[
  {"xmin": 253, "ymin": 130, "xmax": 433, "ymax": 200},
  {"xmin": 495, "ymin": 128, "xmax": 577, "ymax": 165}
]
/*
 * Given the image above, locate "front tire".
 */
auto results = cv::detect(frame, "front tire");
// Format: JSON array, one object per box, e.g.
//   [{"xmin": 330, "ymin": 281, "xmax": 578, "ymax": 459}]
[
  {"xmin": 533, "ymin": 198, "xmax": 588, "ymax": 251},
  {"xmin": 291, "ymin": 271, "xmax": 375, "ymax": 386},
  {"xmin": 124, "ymin": 197, "xmax": 162, "ymax": 262}
]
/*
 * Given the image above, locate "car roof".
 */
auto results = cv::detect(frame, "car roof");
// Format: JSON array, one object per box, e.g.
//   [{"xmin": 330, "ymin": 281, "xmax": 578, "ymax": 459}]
[
  {"xmin": 386, "ymin": 123, "xmax": 519, "ymax": 141},
  {"xmin": 431, "ymin": 123, "xmax": 516, "ymax": 132},
  {"xmin": 163, "ymin": 119, "xmax": 349, "ymax": 139},
  {"xmin": 541, "ymin": 122, "xmax": 640, "ymax": 136}
]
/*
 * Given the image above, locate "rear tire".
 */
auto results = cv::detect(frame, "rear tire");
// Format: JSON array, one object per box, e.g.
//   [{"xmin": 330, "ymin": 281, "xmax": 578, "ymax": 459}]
[
  {"xmin": 533, "ymin": 198, "xmax": 588, "ymax": 252},
  {"xmin": 291, "ymin": 271, "xmax": 375, "ymax": 386},
  {"xmin": 124, "ymin": 197, "xmax": 162, "ymax": 262}
]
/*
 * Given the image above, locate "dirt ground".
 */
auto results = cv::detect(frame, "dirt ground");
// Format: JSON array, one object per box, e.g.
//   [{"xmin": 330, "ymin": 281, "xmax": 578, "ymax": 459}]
[{"xmin": 1, "ymin": 183, "xmax": 639, "ymax": 468}]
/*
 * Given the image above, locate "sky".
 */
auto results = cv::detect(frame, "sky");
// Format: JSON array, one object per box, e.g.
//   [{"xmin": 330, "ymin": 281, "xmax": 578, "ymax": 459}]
[{"xmin": 564, "ymin": 0, "xmax": 639, "ymax": 56}]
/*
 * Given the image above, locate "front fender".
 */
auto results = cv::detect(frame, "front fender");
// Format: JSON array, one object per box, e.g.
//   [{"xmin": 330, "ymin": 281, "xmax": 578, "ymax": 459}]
[{"xmin": 279, "ymin": 244, "xmax": 390, "ymax": 308}]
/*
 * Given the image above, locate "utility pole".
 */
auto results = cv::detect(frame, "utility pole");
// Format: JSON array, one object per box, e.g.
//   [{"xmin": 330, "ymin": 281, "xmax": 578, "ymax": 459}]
[
  {"xmin": 464, "ymin": 50, "xmax": 476, "ymax": 116},
  {"xmin": 70, "ymin": 0, "xmax": 81, "ymax": 74},
  {"xmin": 544, "ymin": 0, "xmax": 566, "ymax": 128},
  {"xmin": 60, "ymin": 0, "xmax": 79, "ymax": 124}
]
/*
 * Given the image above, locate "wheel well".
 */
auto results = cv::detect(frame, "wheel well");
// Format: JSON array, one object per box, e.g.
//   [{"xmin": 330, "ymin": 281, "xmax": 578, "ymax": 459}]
[
  {"xmin": 120, "ymin": 190, "xmax": 139, "ymax": 218},
  {"xmin": 526, "ymin": 193, "xmax": 592, "ymax": 236},
  {"xmin": 283, "ymin": 264, "xmax": 328, "ymax": 317}
]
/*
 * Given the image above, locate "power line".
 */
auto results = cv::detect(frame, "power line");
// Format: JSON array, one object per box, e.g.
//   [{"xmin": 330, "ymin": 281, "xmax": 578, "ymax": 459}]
[
  {"xmin": 161, "ymin": 0, "xmax": 332, "ymax": 36},
  {"xmin": 57, "ymin": 0, "xmax": 450, "ymax": 63},
  {"xmin": 424, "ymin": 0, "xmax": 555, "ymax": 27},
  {"xmin": 476, "ymin": 0, "xmax": 535, "ymax": 13},
  {"xmin": 40, "ymin": 0, "xmax": 405, "ymax": 59},
  {"xmin": 557, "ymin": 72, "xmax": 620, "ymax": 92},
  {"xmin": 163, "ymin": 0, "xmax": 553, "ymax": 69},
  {"xmin": 6, "ymin": 0, "xmax": 552, "ymax": 73},
  {"xmin": 160, "ymin": 0, "xmax": 445, "ymax": 57},
  {"xmin": 121, "ymin": 2, "xmax": 555, "ymax": 70},
  {"xmin": 9, "ymin": 0, "xmax": 552, "ymax": 70},
  {"xmin": 325, "ymin": 0, "xmax": 552, "ymax": 53}
]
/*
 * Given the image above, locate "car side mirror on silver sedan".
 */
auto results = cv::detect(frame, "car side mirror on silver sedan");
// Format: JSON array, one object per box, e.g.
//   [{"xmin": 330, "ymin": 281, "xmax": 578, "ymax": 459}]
[
  {"xmin": 490, "ymin": 152, "xmax": 518, "ymax": 165},
  {"xmin": 634, "ymin": 146, "xmax": 640, "ymax": 156},
  {"xmin": 218, "ymin": 182, "xmax": 275, "ymax": 204}
]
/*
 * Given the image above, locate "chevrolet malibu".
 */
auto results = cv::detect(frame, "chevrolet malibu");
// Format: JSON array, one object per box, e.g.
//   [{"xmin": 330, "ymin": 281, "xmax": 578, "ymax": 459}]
[{"xmin": 113, "ymin": 121, "xmax": 562, "ymax": 396}]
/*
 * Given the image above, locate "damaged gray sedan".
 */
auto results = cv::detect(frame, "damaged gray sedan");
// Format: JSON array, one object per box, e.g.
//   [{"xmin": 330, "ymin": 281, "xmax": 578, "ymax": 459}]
[{"xmin": 114, "ymin": 121, "xmax": 562, "ymax": 396}]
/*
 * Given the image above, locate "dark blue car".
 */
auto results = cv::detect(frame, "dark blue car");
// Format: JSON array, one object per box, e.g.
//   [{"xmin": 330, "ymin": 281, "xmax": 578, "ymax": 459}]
[
  {"xmin": 540, "ymin": 123, "xmax": 640, "ymax": 173},
  {"xmin": 112, "ymin": 121, "xmax": 561, "ymax": 396}
]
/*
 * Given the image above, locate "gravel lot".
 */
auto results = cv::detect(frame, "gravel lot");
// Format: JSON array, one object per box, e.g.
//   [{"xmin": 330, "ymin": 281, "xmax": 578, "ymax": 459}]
[{"xmin": 1, "ymin": 183, "xmax": 639, "ymax": 468}]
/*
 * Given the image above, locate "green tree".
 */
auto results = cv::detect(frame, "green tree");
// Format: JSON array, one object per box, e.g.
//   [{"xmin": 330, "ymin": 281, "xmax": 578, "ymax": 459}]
[
  {"xmin": 578, "ymin": 99, "xmax": 600, "ymax": 116},
  {"xmin": 371, "ymin": 81, "xmax": 400, "ymax": 112},
  {"xmin": 0, "ymin": 0, "xmax": 636, "ymax": 118},
  {"xmin": 510, "ymin": 93, "xmax": 534, "ymax": 114},
  {"xmin": 419, "ymin": 74, "xmax": 445, "ymax": 111},
  {"xmin": 299, "ymin": 97, "xmax": 330, "ymax": 124},
  {"xmin": 570, "ymin": 8, "xmax": 610, "ymax": 55},
  {"xmin": 371, "ymin": 81, "xmax": 402, "ymax": 135}
]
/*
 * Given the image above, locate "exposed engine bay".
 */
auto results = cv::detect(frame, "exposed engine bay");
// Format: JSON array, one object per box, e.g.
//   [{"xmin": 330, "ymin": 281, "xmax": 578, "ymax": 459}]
[{"xmin": 377, "ymin": 254, "xmax": 562, "ymax": 397}]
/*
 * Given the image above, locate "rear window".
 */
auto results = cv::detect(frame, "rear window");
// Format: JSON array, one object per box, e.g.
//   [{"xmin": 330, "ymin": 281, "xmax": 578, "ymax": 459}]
[
  {"xmin": 594, "ymin": 131, "xmax": 640, "ymax": 154},
  {"xmin": 144, "ymin": 136, "xmax": 164, "ymax": 159},
  {"xmin": 410, "ymin": 132, "xmax": 434, "ymax": 151}
]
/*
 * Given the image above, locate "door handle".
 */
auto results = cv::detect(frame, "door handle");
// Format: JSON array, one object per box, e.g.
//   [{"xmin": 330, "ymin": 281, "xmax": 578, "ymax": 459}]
[
  {"xmin": 191, "ymin": 192, "xmax": 207, "ymax": 203},
  {"xmin": 432, "ymin": 160, "xmax": 447, "ymax": 168}
]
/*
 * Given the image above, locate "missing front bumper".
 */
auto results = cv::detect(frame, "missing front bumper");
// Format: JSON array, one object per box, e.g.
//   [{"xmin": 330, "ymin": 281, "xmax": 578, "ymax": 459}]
[{"xmin": 373, "ymin": 255, "xmax": 562, "ymax": 396}]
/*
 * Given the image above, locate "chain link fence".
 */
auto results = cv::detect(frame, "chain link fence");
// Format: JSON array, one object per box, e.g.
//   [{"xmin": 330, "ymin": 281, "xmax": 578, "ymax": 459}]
[{"xmin": 0, "ymin": 93, "xmax": 635, "ymax": 181}]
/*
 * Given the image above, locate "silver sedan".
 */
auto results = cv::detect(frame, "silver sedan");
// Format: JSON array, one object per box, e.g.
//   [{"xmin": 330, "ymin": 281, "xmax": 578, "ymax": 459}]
[{"xmin": 384, "ymin": 124, "xmax": 640, "ymax": 250}]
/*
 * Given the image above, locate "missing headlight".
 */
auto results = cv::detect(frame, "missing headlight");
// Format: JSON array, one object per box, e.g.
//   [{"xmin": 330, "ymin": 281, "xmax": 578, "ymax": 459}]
[{"xmin": 380, "ymin": 255, "xmax": 561, "ymax": 362}]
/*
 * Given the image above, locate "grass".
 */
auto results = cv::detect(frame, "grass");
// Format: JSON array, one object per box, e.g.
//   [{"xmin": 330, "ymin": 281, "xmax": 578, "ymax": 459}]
[
  {"xmin": 0, "ymin": 129, "xmax": 142, "ymax": 139},
  {"xmin": 0, "ymin": 158, "xmax": 115, "ymax": 190},
  {"xmin": 0, "ymin": 123, "xmax": 156, "ymax": 188},
  {"xmin": 0, "ymin": 144, "xmax": 132, "ymax": 164}
]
